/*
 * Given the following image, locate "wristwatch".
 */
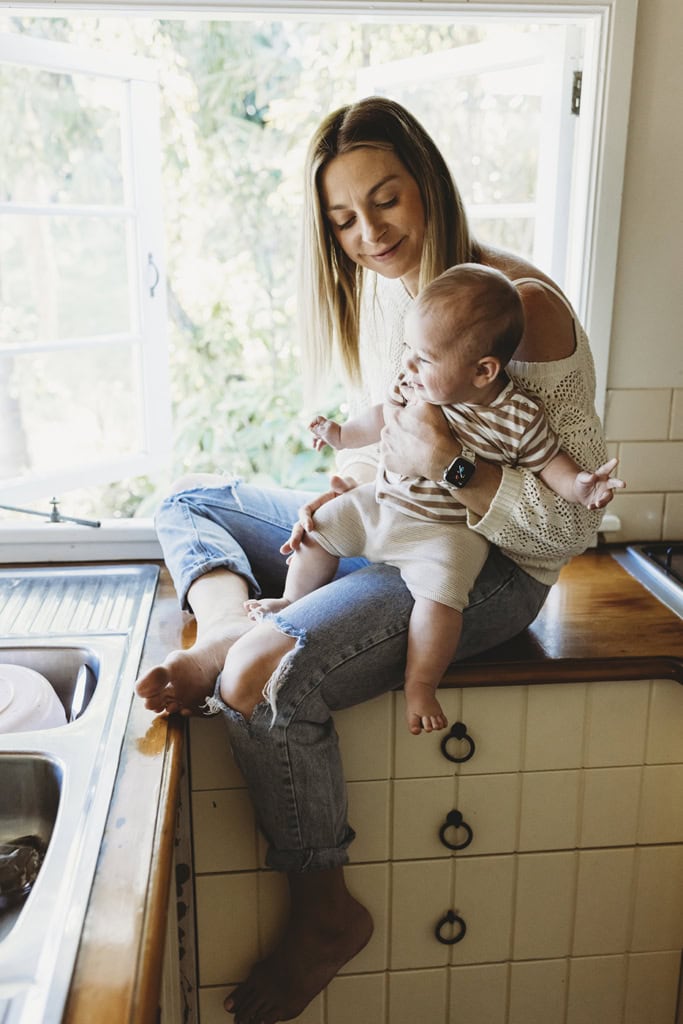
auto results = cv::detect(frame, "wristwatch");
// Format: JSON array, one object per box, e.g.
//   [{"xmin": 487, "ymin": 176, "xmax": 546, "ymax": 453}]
[{"xmin": 442, "ymin": 446, "xmax": 477, "ymax": 488}]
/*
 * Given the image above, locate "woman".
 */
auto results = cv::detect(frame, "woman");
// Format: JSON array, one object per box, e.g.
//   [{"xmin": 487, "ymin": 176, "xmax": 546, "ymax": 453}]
[{"xmin": 137, "ymin": 97, "xmax": 610, "ymax": 1024}]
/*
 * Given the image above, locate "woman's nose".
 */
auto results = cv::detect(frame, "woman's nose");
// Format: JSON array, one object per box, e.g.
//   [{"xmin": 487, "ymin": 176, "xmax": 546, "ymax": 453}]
[{"xmin": 359, "ymin": 212, "xmax": 385, "ymax": 244}]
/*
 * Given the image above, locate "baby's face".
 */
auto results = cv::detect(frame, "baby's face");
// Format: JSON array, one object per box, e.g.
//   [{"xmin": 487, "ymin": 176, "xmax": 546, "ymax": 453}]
[{"xmin": 403, "ymin": 306, "xmax": 478, "ymax": 406}]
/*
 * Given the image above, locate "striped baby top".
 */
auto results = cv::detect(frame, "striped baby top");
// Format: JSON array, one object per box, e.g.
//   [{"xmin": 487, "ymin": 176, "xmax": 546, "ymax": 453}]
[{"xmin": 376, "ymin": 377, "xmax": 561, "ymax": 523}]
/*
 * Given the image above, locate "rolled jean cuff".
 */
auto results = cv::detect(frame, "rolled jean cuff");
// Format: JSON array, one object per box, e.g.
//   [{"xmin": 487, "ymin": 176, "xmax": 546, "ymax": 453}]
[{"xmin": 265, "ymin": 826, "xmax": 356, "ymax": 872}]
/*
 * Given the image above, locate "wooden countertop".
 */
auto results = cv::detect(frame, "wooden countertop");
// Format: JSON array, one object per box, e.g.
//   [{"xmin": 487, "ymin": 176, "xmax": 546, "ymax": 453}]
[
  {"xmin": 61, "ymin": 547, "xmax": 683, "ymax": 1024},
  {"xmin": 444, "ymin": 548, "xmax": 683, "ymax": 687}
]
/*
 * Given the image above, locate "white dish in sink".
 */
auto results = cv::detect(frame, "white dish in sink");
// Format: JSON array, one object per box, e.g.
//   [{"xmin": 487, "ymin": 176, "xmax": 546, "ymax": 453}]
[{"xmin": 0, "ymin": 665, "xmax": 67, "ymax": 734}]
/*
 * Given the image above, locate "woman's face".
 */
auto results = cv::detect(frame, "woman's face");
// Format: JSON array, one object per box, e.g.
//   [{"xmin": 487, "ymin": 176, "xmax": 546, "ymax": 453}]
[{"xmin": 320, "ymin": 146, "xmax": 426, "ymax": 297}]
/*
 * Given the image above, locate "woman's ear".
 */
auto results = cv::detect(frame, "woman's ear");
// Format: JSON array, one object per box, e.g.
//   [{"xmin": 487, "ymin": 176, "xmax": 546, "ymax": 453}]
[{"xmin": 473, "ymin": 355, "xmax": 501, "ymax": 388}]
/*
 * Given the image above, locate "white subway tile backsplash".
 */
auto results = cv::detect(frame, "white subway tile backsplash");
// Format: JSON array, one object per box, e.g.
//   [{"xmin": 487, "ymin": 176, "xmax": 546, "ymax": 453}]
[
  {"xmin": 604, "ymin": 389, "xmax": 672, "ymax": 440},
  {"xmin": 607, "ymin": 492, "xmax": 664, "ymax": 541},
  {"xmin": 601, "ymin": 388, "xmax": 682, "ymax": 539},
  {"xmin": 663, "ymin": 491, "xmax": 683, "ymax": 539},
  {"xmin": 617, "ymin": 441, "xmax": 683, "ymax": 491},
  {"xmin": 670, "ymin": 389, "xmax": 683, "ymax": 438}
]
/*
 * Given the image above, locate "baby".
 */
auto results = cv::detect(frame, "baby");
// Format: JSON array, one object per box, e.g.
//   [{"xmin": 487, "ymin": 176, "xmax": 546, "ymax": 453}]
[{"xmin": 234, "ymin": 265, "xmax": 623, "ymax": 734}]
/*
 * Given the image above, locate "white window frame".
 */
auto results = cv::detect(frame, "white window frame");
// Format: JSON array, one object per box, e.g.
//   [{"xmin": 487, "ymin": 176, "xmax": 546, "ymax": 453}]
[
  {"xmin": 356, "ymin": 26, "xmax": 582, "ymax": 291},
  {"xmin": 0, "ymin": 31, "xmax": 171, "ymax": 503},
  {"xmin": 0, "ymin": 0, "xmax": 636, "ymax": 561}
]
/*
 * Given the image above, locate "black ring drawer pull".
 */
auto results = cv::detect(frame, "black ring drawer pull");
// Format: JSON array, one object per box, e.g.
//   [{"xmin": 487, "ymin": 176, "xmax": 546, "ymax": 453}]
[
  {"xmin": 438, "ymin": 809, "xmax": 474, "ymax": 851},
  {"xmin": 434, "ymin": 910, "xmax": 467, "ymax": 946},
  {"xmin": 440, "ymin": 721, "xmax": 476, "ymax": 763}
]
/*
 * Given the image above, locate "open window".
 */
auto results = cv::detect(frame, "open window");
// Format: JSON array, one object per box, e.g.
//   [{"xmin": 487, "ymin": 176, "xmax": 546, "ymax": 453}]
[
  {"xmin": 0, "ymin": 32, "xmax": 170, "ymax": 504},
  {"xmin": 0, "ymin": 2, "xmax": 636, "ymax": 555}
]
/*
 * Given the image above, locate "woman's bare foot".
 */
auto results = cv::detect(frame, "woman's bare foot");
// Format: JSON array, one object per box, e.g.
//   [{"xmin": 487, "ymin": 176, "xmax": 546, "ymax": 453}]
[
  {"xmin": 404, "ymin": 681, "xmax": 448, "ymax": 735},
  {"xmin": 243, "ymin": 596, "xmax": 291, "ymax": 621},
  {"xmin": 224, "ymin": 869, "xmax": 373, "ymax": 1023},
  {"xmin": 135, "ymin": 616, "xmax": 253, "ymax": 716}
]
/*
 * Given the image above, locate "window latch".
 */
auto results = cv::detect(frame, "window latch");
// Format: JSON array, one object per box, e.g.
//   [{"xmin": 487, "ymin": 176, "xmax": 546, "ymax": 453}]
[
  {"xmin": 147, "ymin": 253, "xmax": 160, "ymax": 297},
  {"xmin": 571, "ymin": 70, "xmax": 582, "ymax": 116}
]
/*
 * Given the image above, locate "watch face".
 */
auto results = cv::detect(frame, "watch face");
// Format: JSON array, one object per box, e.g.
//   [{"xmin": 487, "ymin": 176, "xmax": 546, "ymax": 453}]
[{"xmin": 445, "ymin": 456, "xmax": 476, "ymax": 488}]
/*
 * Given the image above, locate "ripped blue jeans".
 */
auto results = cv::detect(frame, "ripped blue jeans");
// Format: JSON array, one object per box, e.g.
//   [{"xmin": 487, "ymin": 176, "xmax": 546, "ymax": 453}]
[{"xmin": 156, "ymin": 479, "xmax": 550, "ymax": 872}]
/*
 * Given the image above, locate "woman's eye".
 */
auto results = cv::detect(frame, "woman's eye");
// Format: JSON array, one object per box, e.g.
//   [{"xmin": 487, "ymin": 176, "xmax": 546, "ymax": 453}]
[
  {"xmin": 336, "ymin": 216, "xmax": 355, "ymax": 231},
  {"xmin": 377, "ymin": 197, "xmax": 397, "ymax": 209}
]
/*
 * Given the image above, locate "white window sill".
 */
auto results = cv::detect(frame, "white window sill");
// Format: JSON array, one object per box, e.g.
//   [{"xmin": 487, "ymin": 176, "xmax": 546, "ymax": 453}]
[
  {"xmin": 0, "ymin": 518, "xmax": 162, "ymax": 564},
  {"xmin": 0, "ymin": 512, "xmax": 621, "ymax": 566}
]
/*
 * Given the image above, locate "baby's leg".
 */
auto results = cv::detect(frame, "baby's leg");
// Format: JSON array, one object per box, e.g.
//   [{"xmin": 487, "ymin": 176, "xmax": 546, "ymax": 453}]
[
  {"xmin": 404, "ymin": 597, "xmax": 462, "ymax": 735},
  {"xmin": 244, "ymin": 533, "xmax": 340, "ymax": 619}
]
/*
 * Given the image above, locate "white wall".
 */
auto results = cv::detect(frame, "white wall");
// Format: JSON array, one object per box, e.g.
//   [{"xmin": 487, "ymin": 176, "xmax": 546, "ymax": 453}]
[
  {"xmin": 603, "ymin": 0, "xmax": 683, "ymax": 541},
  {"xmin": 609, "ymin": 0, "xmax": 683, "ymax": 390}
]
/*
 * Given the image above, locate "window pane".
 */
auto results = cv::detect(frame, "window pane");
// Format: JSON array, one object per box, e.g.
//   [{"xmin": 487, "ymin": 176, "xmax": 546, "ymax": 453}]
[
  {"xmin": 0, "ymin": 214, "xmax": 132, "ymax": 345},
  {"xmin": 0, "ymin": 63, "xmax": 125, "ymax": 205},
  {"xmin": 0, "ymin": 344, "xmax": 144, "ymax": 479},
  {"xmin": 471, "ymin": 216, "xmax": 536, "ymax": 257},
  {"xmin": 410, "ymin": 81, "xmax": 541, "ymax": 208}
]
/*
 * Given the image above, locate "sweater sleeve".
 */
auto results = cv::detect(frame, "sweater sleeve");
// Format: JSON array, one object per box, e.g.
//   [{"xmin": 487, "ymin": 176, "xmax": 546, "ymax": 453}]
[{"xmin": 467, "ymin": 464, "xmax": 604, "ymax": 584}]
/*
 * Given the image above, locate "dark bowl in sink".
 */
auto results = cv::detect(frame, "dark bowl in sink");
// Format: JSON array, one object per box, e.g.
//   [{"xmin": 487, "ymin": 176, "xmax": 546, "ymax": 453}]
[{"xmin": 0, "ymin": 753, "xmax": 62, "ymax": 942}]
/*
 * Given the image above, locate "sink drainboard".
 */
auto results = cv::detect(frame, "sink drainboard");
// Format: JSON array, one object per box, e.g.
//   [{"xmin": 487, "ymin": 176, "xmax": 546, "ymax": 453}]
[{"xmin": 0, "ymin": 564, "xmax": 159, "ymax": 1024}]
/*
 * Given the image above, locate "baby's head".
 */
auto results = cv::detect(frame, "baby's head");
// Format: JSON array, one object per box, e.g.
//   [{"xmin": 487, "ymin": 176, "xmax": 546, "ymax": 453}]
[{"xmin": 404, "ymin": 264, "xmax": 525, "ymax": 406}]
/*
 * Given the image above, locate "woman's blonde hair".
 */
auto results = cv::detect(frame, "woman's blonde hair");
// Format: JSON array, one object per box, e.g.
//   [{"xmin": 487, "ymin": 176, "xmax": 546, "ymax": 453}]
[{"xmin": 299, "ymin": 96, "xmax": 479, "ymax": 389}]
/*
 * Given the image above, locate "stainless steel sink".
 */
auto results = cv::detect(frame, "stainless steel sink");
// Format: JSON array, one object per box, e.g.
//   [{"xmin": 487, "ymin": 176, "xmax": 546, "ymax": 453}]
[
  {"xmin": 0, "ymin": 565, "xmax": 158, "ymax": 1024},
  {"xmin": 0, "ymin": 754, "xmax": 62, "ymax": 944}
]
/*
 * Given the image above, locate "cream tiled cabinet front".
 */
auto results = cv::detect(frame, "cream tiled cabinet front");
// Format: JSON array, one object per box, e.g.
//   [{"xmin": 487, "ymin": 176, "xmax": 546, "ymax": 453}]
[{"xmin": 188, "ymin": 679, "xmax": 683, "ymax": 1024}]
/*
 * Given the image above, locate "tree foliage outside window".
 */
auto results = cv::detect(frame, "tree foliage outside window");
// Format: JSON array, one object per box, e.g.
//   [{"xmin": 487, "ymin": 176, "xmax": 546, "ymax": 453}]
[{"xmin": 1, "ymin": 14, "xmax": 540, "ymax": 519}]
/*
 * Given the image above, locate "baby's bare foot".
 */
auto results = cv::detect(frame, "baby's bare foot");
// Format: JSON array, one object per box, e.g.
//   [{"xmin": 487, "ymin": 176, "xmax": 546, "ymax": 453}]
[
  {"xmin": 405, "ymin": 682, "xmax": 448, "ymax": 735},
  {"xmin": 135, "ymin": 616, "xmax": 253, "ymax": 716},
  {"xmin": 244, "ymin": 596, "xmax": 291, "ymax": 620}
]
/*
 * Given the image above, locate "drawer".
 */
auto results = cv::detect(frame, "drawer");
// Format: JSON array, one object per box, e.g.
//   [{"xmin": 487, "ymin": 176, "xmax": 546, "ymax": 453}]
[
  {"xmin": 385, "ymin": 847, "xmax": 683, "ymax": 972},
  {"xmin": 346, "ymin": 765, "xmax": 683, "ymax": 867}
]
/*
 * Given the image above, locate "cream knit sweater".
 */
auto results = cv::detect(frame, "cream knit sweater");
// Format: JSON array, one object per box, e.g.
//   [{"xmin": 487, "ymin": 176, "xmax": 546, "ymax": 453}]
[{"xmin": 336, "ymin": 275, "xmax": 607, "ymax": 585}]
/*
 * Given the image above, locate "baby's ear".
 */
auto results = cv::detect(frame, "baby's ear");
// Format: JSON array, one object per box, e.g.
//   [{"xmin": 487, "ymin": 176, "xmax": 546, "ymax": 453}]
[{"xmin": 474, "ymin": 355, "xmax": 501, "ymax": 387}]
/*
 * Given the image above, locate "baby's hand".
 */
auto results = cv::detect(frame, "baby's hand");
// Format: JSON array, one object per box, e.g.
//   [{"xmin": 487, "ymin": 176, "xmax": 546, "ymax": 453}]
[
  {"xmin": 574, "ymin": 457, "xmax": 626, "ymax": 510},
  {"xmin": 309, "ymin": 415, "xmax": 343, "ymax": 451}
]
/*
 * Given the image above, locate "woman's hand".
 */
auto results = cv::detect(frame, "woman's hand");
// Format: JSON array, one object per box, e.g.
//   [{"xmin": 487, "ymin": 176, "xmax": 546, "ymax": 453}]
[
  {"xmin": 280, "ymin": 475, "xmax": 358, "ymax": 557},
  {"xmin": 380, "ymin": 400, "xmax": 458, "ymax": 480}
]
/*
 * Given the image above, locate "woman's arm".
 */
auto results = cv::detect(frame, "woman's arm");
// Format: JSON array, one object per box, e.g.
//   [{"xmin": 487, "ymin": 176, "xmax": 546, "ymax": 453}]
[{"xmin": 380, "ymin": 400, "xmax": 501, "ymax": 517}]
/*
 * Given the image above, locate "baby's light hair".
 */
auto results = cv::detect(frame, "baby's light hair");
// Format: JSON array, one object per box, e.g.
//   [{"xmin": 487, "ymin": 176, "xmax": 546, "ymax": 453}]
[{"xmin": 414, "ymin": 263, "xmax": 525, "ymax": 367}]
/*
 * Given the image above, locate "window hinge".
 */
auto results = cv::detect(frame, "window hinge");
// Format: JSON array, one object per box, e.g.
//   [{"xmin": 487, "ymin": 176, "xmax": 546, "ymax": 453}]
[{"xmin": 571, "ymin": 70, "xmax": 582, "ymax": 115}]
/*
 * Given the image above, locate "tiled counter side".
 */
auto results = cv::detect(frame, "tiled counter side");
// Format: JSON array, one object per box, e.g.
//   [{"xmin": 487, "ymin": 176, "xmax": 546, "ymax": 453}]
[
  {"xmin": 184, "ymin": 551, "xmax": 683, "ymax": 1024},
  {"xmin": 189, "ymin": 678, "xmax": 683, "ymax": 1024}
]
